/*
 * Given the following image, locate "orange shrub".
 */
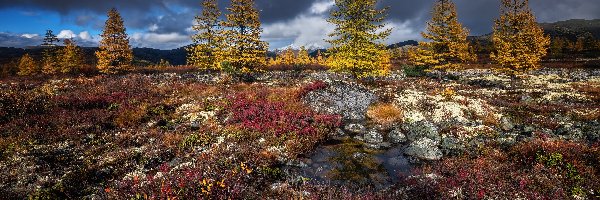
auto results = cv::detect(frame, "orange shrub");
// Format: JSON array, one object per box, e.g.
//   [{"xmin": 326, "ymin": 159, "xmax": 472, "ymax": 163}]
[{"xmin": 366, "ymin": 103, "xmax": 402, "ymax": 127}]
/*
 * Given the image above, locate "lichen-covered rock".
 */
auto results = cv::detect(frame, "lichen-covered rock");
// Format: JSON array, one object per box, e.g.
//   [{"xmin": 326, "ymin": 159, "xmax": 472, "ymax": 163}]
[
  {"xmin": 440, "ymin": 136, "xmax": 465, "ymax": 156},
  {"xmin": 403, "ymin": 121, "xmax": 440, "ymax": 144},
  {"xmin": 405, "ymin": 138, "xmax": 443, "ymax": 161},
  {"xmin": 364, "ymin": 130, "xmax": 384, "ymax": 144},
  {"xmin": 344, "ymin": 123, "xmax": 367, "ymax": 134},
  {"xmin": 388, "ymin": 128, "xmax": 407, "ymax": 144},
  {"xmin": 303, "ymin": 81, "xmax": 377, "ymax": 121}
]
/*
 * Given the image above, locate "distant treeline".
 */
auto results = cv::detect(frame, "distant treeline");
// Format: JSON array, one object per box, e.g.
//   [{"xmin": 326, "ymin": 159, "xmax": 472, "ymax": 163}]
[{"xmin": 0, "ymin": 47, "xmax": 188, "ymax": 67}]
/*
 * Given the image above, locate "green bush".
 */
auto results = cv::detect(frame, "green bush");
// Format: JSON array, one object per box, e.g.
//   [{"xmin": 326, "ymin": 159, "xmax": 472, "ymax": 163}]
[{"xmin": 403, "ymin": 65, "xmax": 428, "ymax": 77}]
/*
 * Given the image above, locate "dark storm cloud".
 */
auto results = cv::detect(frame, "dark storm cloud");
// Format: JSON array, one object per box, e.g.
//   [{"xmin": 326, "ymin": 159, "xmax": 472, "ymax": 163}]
[
  {"xmin": 2, "ymin": 0, "xmax": 599, "ymax": 35},
  {"xmin": 1, "ymin": 0, "xmax": 600, "ymax": 49}
]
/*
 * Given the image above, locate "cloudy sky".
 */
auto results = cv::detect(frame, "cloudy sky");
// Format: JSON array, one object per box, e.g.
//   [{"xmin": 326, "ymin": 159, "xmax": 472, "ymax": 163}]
[{"xmin": 0, "ymin": 0, "xmax": 599, "ymax": 50}]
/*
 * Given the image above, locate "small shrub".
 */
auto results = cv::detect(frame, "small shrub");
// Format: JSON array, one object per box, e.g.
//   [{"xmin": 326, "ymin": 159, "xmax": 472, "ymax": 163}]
[
  {"xmin": 403, "ymin": 65, "xmax": 428, "ymax": 77},
  {"xmin": 440, "ymin": 87, "xmax": 456, "ymax": 100},
  {"xmin": 297, "ymin": 80, "xmax": 328, "ymax": 98},
  {"xmin": 366, "ymin": 103, "xmax": 402, "ymax": 127}
]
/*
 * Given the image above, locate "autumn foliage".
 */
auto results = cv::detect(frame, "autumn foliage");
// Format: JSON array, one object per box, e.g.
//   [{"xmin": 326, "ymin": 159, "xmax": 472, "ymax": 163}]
[
  {"xmin": 221, "ymin": 0, "xmax": 268, "ymax": 71},
  {"xmin": 96, "ymin": 8, "xmax": 134, "ymax": 74},
  {"xmin": 491, "ymin": 0, "xmax": 550, "ymax": 76},
  {"xmin": 409, "ymin": 0, "xmax": 475, "ymax": 71},
  {"xmin": 188, "ymin": 0, "xmax": 225, "ymax": 70},
  {"xmin": 326, "ymin": 0, "xmax": 391, "ymax": 78}
]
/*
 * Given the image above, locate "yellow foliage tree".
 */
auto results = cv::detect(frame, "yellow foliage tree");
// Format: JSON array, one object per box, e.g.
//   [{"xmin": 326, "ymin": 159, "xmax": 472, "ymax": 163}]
[
  {"xmin": 60, "ymin": 39, "xmax": 84, "ymax": 74},
  {"xmin": 326, "ymin": 0, "xmax": 391, "ymax": 78},
  {"xmin": 410, "ymin": 0, "xmax": 475, "ymax": 71},
  {"xmin": 188, "ymin": 0, "xmax": 224, "ymax": 70},
  {"xmin": 295, "ymin": 46, "xmax": 312, "ymax": 66},
  {"xmin": 41, "ymin": 47, "xmax": 60, "ymax": 75},
  {"xmin": 222, "ymin": 0, "xmax": 268, "ymax": 71},
  {"xmin": 96, "ymin": 8, "xmax": 134, "ymax": 74},
  {"xmin": 17, "ymin": 54, "xmax": 38, "ymax": 76},
  {"xmin": 491, "ymin": 0, "xmax": 550, "ymax": 76},
  {"xmin": 314, "ymin": 50, "xmax": 327, "ymax": 66},
  {"xmin": 279, "ymin": 48, "xmax": 295, "ymax": 66}
]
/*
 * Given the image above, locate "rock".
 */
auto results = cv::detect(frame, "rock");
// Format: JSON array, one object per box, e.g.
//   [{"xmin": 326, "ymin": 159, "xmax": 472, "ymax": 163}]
[
  {"xmin": 364, "ymin": 130, "xmax": 384, "ymax": 144},
  {"xmin": 500, "ymin": 116, "xmax": 514, "ymax": 131},
  {"xmin": 404, "ymin": 138, "xmax": 443, "ymax": 161},
  {"xmin": 388, "ymin": 128, "xmax": 407, "ymax": 143},
  {"xmin": 345, "ymin": 124, "xmax": 367, "ymax": 134},
  {"xmin": 440, "ymin": 137, "xmax": 464, "ymax": 156},
  {"xmin": 331, "ymin": 128, "xmax": 350, "ymax": 140},
  {"xmin": 403, "ymin": 121, "xmax": 440, "ymax": 143},
  {"xmin": 303, "ymin": 81, "xmax": 378, "ymax": 121}
]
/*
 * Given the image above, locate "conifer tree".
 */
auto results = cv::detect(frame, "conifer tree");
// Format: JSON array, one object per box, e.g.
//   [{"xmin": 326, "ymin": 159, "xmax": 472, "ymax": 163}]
[
  {"xmin": 41, "ymin": 30, "xmax": 60, "ymax": 47},
  {"xmin": 42, "ymin": 47, "xmax": 61, "ymax": 75},
  {"xmin": 17, "ymin": 54, "xmax": 38, "ymax": 76},
  {"xmin": 60, "ymin": 39, "xmax": 84, "ymax": 73},
  {"xmin": 188, "ymin": 0, "xmax": 225, "ymax": 70},
  {"xmin": 326, "ymin": 0, "xmax": 391, "ymax": 78},
  {"xmin": 222, "ymin": 0, "xmax": 268, "ymax": 71},
  {"xmin": 410, "ymin": 0, "xmax": 475, "ymax": 71},
  {"xmin": 491, "ymin": 0, "xmax": 550, "ymax": 76},
  {"xmin": 549, "ymin": 37, "xmax": 566, "ymax": 57},
  {"xmin": 40, "ymin": 29, "xmax": 61, "ymax": 74},
  {"xmin": 96, "ymin": 8, "xmax": 133, "ymax": 74},
  {"xmin": 279, "ymin": 48, "xmax": 295, "ymax": 66},
  {"xmin": 296, "ymin": 46, "xmax": 312, "ymax": 66},
  {"xmin": 315, "ymin": 50, "xmax": 327, "ymax": 66}
]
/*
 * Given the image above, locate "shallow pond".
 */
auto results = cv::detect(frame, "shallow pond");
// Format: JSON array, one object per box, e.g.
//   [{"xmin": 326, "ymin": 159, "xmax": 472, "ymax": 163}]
[{"xmin": 292, "ymin": 138, "xmax": 413, "ymax": 189}]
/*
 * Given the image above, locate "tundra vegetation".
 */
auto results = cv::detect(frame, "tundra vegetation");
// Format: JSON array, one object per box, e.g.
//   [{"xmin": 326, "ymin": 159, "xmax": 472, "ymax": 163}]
[{"xmin": 1, "ymin": 0, "xmax": 599, "ymax": 199}]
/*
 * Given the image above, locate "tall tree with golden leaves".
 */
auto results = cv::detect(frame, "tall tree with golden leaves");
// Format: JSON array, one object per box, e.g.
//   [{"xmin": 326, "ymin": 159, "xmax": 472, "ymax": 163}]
[
  {"xmin": 188, "ymin": 0, "xmax": 224, "ymax": 70},
  {"xmin": 410, "ymin": 0, "xmax": 475, "ymax": 71},
  {"xmin": 491, "ymin": 0, "xmax": 550, "ymax": 76},
  {"xmin": 60, "ymin": 39, "xmax": 84, "ymax": 74},
  {"xmin": 17, "ymin": 54, "xmax": 38, "ymax": 76},
  {"xmin": 296, "ymin": 46, "xmax": 312, "ymax": 66},
  {"xmin": 326, "ymin": 0, "xmax": 391, "ymax": 78},
  {"xmin": 222, "ymin": 0, "xmax": 268, "ymax": 71},
  {"xmin": 41, "ymin": 47, "xmax": 61, "ymax": 75},
  {"xmin": 96, "ymin": 8, "xmax": 133, "ymax": 74},
  {"xmin": 279, "ymin": 48, "xmax": 295, "ymax": 66}
]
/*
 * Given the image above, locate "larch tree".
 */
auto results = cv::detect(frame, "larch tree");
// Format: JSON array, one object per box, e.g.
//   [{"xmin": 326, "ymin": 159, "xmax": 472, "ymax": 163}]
[
  {"xmin": 279, "ymin": 48, "xmax": 295, "ymax": 66},
  {"xmin": 491, "ymin": 0, "xmax": 550, "ymax": 76},
  {"xmin": 296, "ymin": 47, "xmax": 312, "ymax": 66},
  {"xmin": 17, "ymin": 54, "xmax": 38, "ymax": 76},
  {"xmin": 60, "ymin": 39, "xmax": 84, "ymax": 74},
  {"xmin": 326, "ymin": 0, "xmax": 391, "ymax": 78},
  {"xmin": 41, "ymin": 30, "xmax": 61, "ymax": 75},
  {"xmin": 41, "ymin": 30, "xmax": 60, "ymax": 47},
  {"xmin": 188, "ymin": 0, "xmax": 225, "ymax": 70},
  {"xmin": 222, "ymin": 0, "xmax": 268, "ymax": 71},
  {"xmin": 96, "ymin": 8, "xmax": 133, "ymax": 74},
  {"xmin": 410, "ymin": 0, "xmax": 475, "ymax": 72}
]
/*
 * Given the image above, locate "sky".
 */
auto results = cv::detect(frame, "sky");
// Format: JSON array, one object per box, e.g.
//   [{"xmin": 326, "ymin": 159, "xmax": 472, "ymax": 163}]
[{"xmin": 0, "ymin": 0, "xmax": 599, "ymax": 50}]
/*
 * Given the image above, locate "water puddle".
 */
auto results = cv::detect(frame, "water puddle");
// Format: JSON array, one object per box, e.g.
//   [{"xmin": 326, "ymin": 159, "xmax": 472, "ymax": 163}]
[{"xmin": 292, "ymin": 138, "xmax": 413, "ymax": 189}]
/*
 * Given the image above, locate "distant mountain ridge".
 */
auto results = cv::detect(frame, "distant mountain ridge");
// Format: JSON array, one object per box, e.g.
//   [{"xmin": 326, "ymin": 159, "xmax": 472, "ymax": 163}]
[{"xmin": 540, "ymin": 19, "xmax": 600, "ymax": 39}]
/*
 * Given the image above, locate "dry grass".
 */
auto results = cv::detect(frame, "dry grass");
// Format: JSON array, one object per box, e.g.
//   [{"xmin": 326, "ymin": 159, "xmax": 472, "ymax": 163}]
[{"xmin": 366, "ymin": 103, "xmax": 403, "ymax": 127}]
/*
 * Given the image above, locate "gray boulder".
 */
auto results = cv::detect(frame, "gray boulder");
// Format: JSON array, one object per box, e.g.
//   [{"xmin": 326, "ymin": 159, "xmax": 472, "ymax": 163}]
[
  {"xmin": 345, "ymin": 123, "xmax": 367, "ymax": 134},
  {"xmin": 303, "ymin": 81, "xmax": 377, "ymax": 121},
  {"xmin": 403, "ymin": 121, "xmax": 440, "ymax": 143},
  {"xmin": 364, "ymin": 130, "xmax": 384, "ymax": 144},
  {"xmin": 388, "ymin": 128, "xmax": 407, "ymax": 144},
  {"xmin": 404, "ymin": 138, "xmax": 443, "ymax": 161}
]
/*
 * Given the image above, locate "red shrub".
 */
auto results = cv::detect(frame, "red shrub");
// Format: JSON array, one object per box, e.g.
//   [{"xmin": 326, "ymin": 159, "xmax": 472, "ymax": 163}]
[
  {"xmin": 296, "ymin": 80, "xmax": 328, "ymax": 98},
  {"xmin": 226, "ymin": 89, "xmax": 340, "ymax": 137},
  {"xmin": 401, "ymin": 140, "xmax": 600, "ymax": 199}
]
